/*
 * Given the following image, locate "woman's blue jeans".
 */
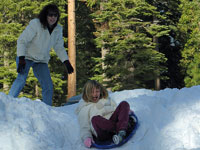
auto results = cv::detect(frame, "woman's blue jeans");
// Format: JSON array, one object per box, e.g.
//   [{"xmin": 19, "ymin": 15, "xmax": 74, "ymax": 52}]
[{"xmin": 9, "ymin": 57, "xmax": 53, "ymax": 106}]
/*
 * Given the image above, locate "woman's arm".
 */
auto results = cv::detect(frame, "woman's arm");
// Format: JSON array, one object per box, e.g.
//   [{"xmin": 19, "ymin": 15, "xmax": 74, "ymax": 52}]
[{"xmin": 17, "ymin": 19, "xmax": 37, "ymax": 57}]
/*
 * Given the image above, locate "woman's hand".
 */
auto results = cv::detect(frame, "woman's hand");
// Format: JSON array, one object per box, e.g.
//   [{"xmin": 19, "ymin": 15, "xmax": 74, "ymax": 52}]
[{"xmin": 63, "ymin": 60, "xmax": 74, "ymax": 74}]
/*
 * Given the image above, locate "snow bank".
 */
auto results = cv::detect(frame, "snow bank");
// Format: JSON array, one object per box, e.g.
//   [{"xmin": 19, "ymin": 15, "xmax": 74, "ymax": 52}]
[{"xmin": 0, "ymin": 86, "xmax": 200, "ymax": 150}]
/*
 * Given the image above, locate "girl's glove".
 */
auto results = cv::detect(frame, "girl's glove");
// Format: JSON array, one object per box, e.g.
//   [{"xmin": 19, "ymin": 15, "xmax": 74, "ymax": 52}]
[{"xmin": 84, "ymin": 138, "xmax": 93, "ymax": 148}]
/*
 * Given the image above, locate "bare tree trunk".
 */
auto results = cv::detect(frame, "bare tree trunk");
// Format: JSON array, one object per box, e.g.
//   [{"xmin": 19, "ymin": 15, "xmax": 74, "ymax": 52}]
[
  {"xmin": 155, "ymin": 75, "xmax": 160, "ymax": 90},
  {"xmin": 67, "ymin": 0, "xmax": 76, "ymax": 100},
  {"xmin": 35, "ymin": 84, "xmax": 39, "ymax": 98},
  {"xmin": 3, "ymin": 51, "xmax": 9, "ymax": 91},
  {"xmin": 153, "ymin": 17, "xmax": 160, "ymax": 90}
]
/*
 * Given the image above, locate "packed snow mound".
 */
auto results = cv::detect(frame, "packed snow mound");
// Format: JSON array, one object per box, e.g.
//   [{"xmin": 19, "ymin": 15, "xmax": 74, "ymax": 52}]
[{"xmin": 0, "ymin": 86, "xmax": 200, "ymax": 150}]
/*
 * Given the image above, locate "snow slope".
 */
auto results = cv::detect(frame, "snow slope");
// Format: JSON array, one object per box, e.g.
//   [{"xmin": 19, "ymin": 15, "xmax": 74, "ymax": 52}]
[{"xmin": 0, "ymin": 86, "xmax": 200, "ymax": 150}]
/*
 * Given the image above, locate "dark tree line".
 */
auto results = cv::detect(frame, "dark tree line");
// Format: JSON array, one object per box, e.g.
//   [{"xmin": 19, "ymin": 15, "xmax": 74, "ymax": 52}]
[{"xmin": 0, "ymin": 0, "xmax": 199, "ymax": 106}]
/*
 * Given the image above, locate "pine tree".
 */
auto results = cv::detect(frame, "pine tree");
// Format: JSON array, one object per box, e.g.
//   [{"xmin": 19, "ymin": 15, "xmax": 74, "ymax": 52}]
[
  {"xmin": 75, "ymin": 0, "xmax": 101, "ymax": 93},
  {"xmin": 147, "ymin": 0, "xmax": 184, "ymax": 89},
  {"xmin": 178, "ymin": 0, "xmax": 200, "ymax": 87},
  {"xmin": 90, "ymin": 0, "xmax": 168, "ymax": 90}
]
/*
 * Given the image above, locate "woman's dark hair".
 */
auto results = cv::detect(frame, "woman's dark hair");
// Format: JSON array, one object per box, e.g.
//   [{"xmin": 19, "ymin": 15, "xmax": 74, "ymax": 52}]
[{"xmin": 38, "ymin": 4, "xmax": 60, "ymax": 28}]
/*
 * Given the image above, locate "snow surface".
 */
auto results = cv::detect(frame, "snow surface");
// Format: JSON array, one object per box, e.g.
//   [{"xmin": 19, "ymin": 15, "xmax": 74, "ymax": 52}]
[{"xmin": 1, "ymin": 86, "xmax": 200, "ymax": 150}]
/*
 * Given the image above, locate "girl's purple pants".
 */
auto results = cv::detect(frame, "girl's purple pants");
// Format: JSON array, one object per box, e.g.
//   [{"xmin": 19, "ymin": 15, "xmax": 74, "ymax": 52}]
[{"xmin": 91, "ymin": 101, "xmax": 130, "ymax": 141}]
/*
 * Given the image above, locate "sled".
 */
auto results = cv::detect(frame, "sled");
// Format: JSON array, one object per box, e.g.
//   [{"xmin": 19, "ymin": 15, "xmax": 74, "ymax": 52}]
[{"xmin": 91, "ymin": 113, "xmax": 139, "ymax": 149}]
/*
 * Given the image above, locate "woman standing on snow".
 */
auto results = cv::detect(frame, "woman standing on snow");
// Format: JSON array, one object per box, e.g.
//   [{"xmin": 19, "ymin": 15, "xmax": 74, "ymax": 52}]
[
  {"xmin": 9, "ymin": 4, "xmax": 74, "ymax": 106},
  {"xmin": 76, "ymin": 80, "xmax": 134, "ymax": 148}
]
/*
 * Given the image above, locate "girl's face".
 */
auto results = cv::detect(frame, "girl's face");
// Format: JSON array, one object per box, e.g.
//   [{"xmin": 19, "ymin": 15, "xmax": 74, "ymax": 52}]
[
  {"xmin": 91, "ymin": 87, "xmax": 100, "ymax": 103},
  {"xmin": 47, "ymin": 11, "xmax": 58, "ymax": 27}
]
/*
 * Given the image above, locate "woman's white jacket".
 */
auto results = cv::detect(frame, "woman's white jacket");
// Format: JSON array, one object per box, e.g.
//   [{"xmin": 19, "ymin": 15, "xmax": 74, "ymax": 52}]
[
  {"xmin": 17, "ymin": 18, "xmax": 68, "ymax": 63},
  {"xmin": 75, "ymin": 98, "xmax": 117, "ymax": 141}
]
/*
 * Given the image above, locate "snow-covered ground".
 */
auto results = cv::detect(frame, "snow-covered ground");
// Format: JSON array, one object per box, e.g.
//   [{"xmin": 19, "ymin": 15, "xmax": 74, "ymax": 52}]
[{"xmin": 1, "ymin": 86, "xmax": 200, "ymax": 150}]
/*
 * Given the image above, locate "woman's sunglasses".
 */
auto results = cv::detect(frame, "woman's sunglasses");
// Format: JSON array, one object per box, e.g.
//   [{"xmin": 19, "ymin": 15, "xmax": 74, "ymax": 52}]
[{"xmin": 48, "ymin": 13, "xmax": 58, "ymax": 17}]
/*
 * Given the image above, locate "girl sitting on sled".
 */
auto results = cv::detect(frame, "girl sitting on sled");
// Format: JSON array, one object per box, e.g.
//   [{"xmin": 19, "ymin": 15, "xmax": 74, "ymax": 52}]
[{"xmin": 76, "ymin": 80, "xmax": 134, "ymax": 148}]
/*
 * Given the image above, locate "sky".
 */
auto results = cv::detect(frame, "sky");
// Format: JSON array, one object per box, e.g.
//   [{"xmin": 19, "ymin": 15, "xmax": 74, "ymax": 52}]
[{"xmin": 0, "ymin": 85, "xmax": 200, "ymax": 150}]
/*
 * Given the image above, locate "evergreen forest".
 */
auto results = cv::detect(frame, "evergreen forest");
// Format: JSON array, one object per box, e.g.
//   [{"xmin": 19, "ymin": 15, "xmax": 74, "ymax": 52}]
[{"xmin": 1, "ymin": 0, "xmax": 199, "ymax": 106}]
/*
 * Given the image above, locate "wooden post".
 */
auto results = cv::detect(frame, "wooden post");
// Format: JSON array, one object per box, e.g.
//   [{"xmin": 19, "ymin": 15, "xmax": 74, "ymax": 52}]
[{"xmin": 67, "ymin": 0, "xmax": 76, "ymax": 100}]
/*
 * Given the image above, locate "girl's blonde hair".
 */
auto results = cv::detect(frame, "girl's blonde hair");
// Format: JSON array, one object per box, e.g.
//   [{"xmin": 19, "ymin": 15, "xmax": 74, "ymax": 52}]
[{"xmin": 82, "ymin": 80, "xmax": 108, "ymax": 102}]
